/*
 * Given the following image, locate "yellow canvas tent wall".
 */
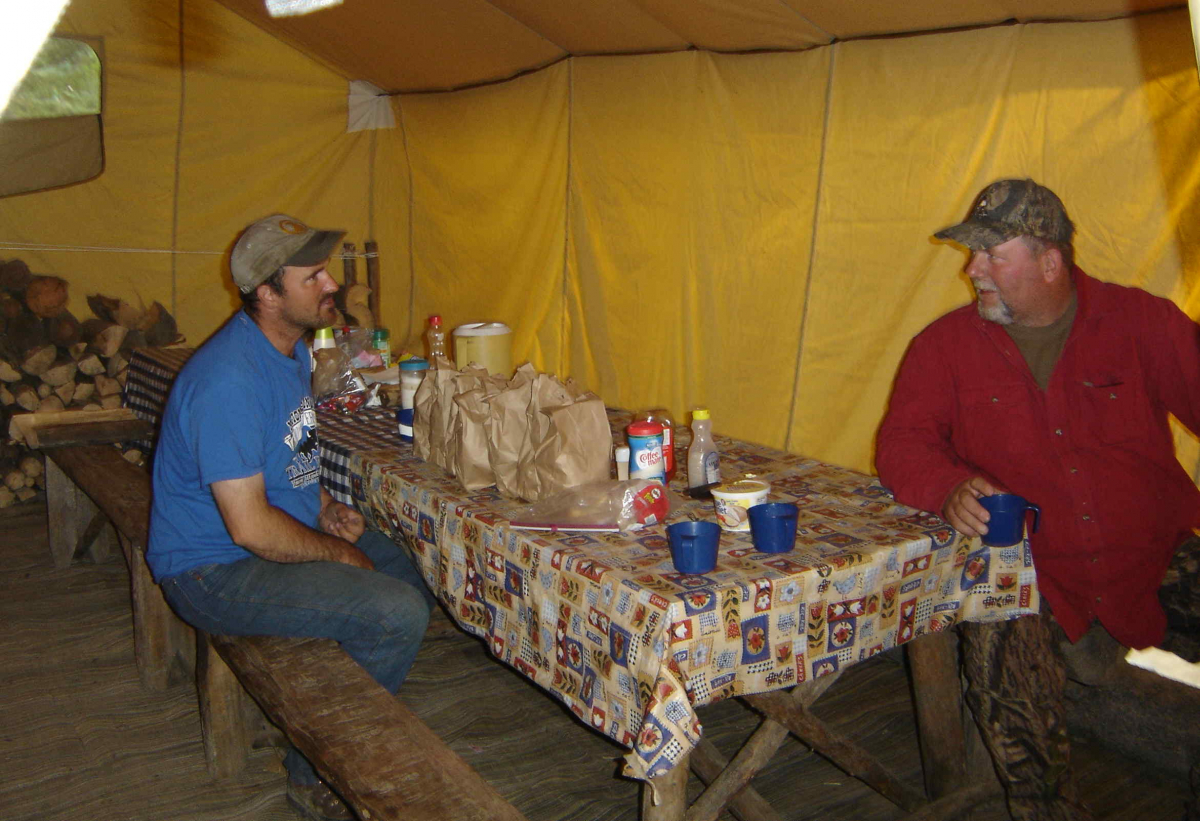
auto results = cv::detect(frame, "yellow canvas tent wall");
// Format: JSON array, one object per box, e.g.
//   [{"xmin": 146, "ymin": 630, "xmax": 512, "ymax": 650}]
[{"xmin": 2, "ymin": 0, "xmax": 1199, "ymax": 480}]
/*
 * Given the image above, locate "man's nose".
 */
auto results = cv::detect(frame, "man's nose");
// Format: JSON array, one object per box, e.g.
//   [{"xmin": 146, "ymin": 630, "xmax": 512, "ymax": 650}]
[
  {"xmin": 319, "ymin": 271, "xmax": 339, "ymax": 294},
  {"xmin": 965, "ymin": 252, "xmax": 985, "ymax": 278}
]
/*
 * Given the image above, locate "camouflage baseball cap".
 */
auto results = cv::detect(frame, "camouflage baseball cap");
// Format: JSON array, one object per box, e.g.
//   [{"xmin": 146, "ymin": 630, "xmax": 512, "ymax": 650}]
[
  {"xmin": 934, "ymin": 179, "xmax": 1074, "ymax": 250},
  {"xmin": 229, "ymin": 214, "xmax": 345, "ymax": 293}
]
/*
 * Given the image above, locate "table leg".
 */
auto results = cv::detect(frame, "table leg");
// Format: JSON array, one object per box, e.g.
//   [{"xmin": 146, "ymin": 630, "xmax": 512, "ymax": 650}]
[
  {"xmin": 641, "ymin": 753, "xmax": 690, "ymax": 821},
  {"xmin": 905, "ymin": 629, "xmax": 967, "ymax": 799}
]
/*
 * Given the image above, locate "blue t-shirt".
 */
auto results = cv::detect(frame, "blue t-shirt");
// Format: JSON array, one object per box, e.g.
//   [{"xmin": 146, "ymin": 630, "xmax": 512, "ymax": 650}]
[{"xmin": 147, "ymin": 310, "xmax": 321, "ymax": 581}]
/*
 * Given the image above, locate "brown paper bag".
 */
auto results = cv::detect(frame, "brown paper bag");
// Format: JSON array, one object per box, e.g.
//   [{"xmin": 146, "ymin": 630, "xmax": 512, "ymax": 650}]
[
  {"xmin": 451, "ymin": 371, "xmax": 506, "ymax": 490},
  {"xmin": 531, "ymin": 391, "xmax": 612, "ymax": 499},
  {"xmin": 486, "ymin": 364, "xmax": 537, "ymax": 499},
  {"xmin": 413, "ymin": 355, "xmax": 456, "ymax": 465},
  {"xmin": 514, "ymin": 372, "xmax": 575, "ymax": 502}
]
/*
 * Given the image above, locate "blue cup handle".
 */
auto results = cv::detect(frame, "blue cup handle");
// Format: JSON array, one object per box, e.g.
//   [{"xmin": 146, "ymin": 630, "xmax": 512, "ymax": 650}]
[{"xmin": 1026, "ymin": 503, "xmax": 1040, "ymax": 535}]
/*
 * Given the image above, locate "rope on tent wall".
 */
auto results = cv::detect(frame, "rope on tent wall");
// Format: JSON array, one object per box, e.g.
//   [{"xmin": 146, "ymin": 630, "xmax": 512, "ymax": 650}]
[
  {"xmin": 784, "ymin": 41, "xmax": 838, "ymax": 455},
  {"xmin": 0, "ymin": 243, "xmax": 376, "ymax": 259}
]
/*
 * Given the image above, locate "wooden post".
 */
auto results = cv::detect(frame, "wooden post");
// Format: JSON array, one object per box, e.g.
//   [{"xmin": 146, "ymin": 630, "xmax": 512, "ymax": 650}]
[
  {"xmin": 641, "ymin": 753, "xmax": 690, "ymax": 821},
  {"xmin": 197, "ymin": 634, "xmax": 251, "ymax": 779},
  {"xmin": 341, "ymin": 241, "xmax": 357, "ymax": 289},
  {"xmin": 906, "ymin": 629, "xmax": 968, "ymax": 800},
  {"xmin": 45, "ymin": 457, "xmax": 114, "ymax": 567},
  {"xmin": 689, "ymin": 738, "xmax": 785, "ymax": 821},
  {"xmin": 365, "ymin": 239, "xmax": 381, "ymax": 328},
  {"xmin": 119, "ymin": 532, "xmax": 195, "ymax": 691}
]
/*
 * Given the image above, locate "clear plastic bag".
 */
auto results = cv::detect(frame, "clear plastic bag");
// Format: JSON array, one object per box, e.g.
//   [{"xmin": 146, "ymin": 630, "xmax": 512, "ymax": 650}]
[{"xmin": 506, "ymin": 480, "xmax": 671, "ymax": 533}]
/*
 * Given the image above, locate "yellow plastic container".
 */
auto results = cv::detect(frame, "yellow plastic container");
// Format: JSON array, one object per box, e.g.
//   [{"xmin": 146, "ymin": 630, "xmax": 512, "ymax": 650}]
[
  {"xmin": 452, "ymin": 322, "xmax": 513, "ymax": 376},
  {"xmin": 711, "ymin": 480, "xmax": 770, "ymax": 531}
]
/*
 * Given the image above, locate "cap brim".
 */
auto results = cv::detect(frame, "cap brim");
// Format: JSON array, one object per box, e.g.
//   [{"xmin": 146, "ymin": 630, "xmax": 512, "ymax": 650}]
[
  {"xmin": 284, "ymin": 229, "xmax": 345, "ymax": 267},
  {"xmin": 933, "ymin": 220, "xmax": 1018, "ymax": 251}
]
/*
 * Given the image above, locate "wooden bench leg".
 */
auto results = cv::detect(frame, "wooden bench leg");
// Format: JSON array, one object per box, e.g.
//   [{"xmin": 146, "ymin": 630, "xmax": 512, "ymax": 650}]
[
  {"xmin": 197, "ymin": 633, "xmax": 252, "ymax": 779},
  {"xmin": 117, "ymin": 533, "xmax": 195, "ymax": 691},
  {"xmin": 642, "ymin": 752, "xmax": 690, "ymax": 821},
  {"xmin": 45, "ymin": 458, "xmax": 115, "ymax": 567}
]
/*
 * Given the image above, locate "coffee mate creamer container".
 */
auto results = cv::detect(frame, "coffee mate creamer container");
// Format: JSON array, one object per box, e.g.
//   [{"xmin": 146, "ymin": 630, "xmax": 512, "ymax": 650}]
[{"xmin": 626, "ymin": 421, "xmax": 666, "ymax": 484}]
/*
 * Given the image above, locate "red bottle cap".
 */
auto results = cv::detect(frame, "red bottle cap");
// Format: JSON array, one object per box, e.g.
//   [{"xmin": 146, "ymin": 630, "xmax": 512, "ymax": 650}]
[
  {"xmin": 627, "ymin": 420, "xmax": 664, "ymax": 436},
  {"xmin": 429, "ymin": 314, "xmax": 442, "ymax": 326}
]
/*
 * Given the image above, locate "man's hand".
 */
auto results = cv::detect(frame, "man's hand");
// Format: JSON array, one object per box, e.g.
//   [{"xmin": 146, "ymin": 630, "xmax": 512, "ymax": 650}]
[
  {"xmin": 942, "ymin": 476, "xmax": 999, "ymax": 537},
  {"xmin": 320, "ymin": 500, "xmax": 366, "ymax": 544}
]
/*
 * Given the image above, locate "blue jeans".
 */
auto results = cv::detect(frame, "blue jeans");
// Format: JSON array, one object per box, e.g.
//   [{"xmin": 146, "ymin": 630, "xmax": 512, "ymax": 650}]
[{"xmin": 160, "ymin": 530, "xmax": 435, "ymax": 785}]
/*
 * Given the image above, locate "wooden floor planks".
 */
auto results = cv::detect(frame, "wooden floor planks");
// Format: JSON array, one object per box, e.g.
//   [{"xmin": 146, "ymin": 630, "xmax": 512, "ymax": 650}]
[{"xmin": 0, "ymin": 497, "xmax": 1192, "ymax": 821}]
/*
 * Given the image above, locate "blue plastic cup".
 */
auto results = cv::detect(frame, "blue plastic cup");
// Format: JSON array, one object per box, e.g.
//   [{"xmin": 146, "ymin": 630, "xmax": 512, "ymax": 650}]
[
  {"xmin": 667, "ymin": 521, "xmax": 721, "ymax": 574},
  {"xmin": 748, "ymin": 502, "xmax": 799, "ymax": 553},
  {"xmin": 979, "ymin": 493, "xmax": 1040, "ymax": 546}
]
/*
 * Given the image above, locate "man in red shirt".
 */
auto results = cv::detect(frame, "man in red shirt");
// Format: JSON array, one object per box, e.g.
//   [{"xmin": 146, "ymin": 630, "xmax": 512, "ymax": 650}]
[{"xmin": 877, "ymin": 179, "xmax": 1200, "ymax": 821}]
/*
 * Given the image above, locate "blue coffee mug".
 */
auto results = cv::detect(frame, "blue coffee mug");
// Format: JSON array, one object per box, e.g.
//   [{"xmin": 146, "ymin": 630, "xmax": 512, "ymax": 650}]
[
  {"xmin": 979, "ymin": 493, "xmax": 1040, "ymax": 547},
  {"xmin": 748, "ymin": 502, "xmax": 799, "ymax": 553},
  {"xmin": 667, "ymin": 521, "xmax": 721, "ymax": 574}
]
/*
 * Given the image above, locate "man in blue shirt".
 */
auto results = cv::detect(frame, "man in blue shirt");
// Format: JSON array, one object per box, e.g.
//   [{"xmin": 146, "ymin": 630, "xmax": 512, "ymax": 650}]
[{"xmin": 148, "ymin": 214, "xmax": 433, "ymax": 821}]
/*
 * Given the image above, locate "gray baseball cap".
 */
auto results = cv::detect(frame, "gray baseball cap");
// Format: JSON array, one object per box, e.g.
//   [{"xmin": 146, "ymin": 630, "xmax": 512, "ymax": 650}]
[
  {"xmin": 229, "ymin": 214, "xmax": 345, "ymax": 293},
  {"xmin": 934, "ymin": 179, "xmax": 1074, "ymax": 251}
]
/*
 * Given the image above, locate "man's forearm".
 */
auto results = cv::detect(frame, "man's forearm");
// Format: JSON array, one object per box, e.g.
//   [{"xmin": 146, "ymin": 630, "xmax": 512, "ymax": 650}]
[{"xmin": 234, "ymin": 504, "xmax": 366, "ymax": 565}]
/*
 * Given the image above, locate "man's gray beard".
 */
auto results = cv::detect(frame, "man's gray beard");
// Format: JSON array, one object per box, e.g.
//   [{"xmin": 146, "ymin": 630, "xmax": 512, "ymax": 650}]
[{"xmin": 977, "ymin": 298, "xmax": 1014, "ymax": 325}]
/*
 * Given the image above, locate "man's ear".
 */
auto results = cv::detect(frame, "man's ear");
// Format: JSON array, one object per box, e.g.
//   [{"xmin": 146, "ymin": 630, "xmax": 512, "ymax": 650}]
[
  {"xmin": 1041, "ymin": 247, "xmax": 1065, "ymax": 283},
  {"xmin": 256, "ymin": 279, "xmax": 283, "ymax": 310}
]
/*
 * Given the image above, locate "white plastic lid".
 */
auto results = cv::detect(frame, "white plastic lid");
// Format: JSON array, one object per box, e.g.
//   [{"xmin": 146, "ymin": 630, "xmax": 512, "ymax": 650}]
[{"xmin": 452, "ymin": 321, "xmax": 511, "ymax": 337}]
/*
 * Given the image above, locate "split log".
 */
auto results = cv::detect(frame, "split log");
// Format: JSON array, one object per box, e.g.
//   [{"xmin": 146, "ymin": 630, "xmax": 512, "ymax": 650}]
[
  {"xmin": 25, "ymin": 275, "xmax": 69, "ymax": 318},
  {"xmin": 6, "ymin": 312, "xmax": 47, "ymax": 354},
  {"xmin": 37, "ymin": 395, "xmax": 65, "ymax": 414},
  {"xmin": 72, "ymin": 378, "xmax": 95, "ymax": 404},
  {"xmin": 95, "ymin": 374, "xmax": 122, "ymax": 398},
  {"xmin": 21, "ymin": 344, "xmax": 56, "ymax": 376},
  {"xmin": 0, "ymin": 259, "xmax": 31, "ymax": 294},
  {"xmin": 0, "ymin": 486, "xmax": 14, "ymax": 508},
  {"xmin": 99, "ymin": 395, "xmax": 123, "ymax": 410},
  {"xmin": 120, "ymin": 329, "xmax": 147, "ymax": 353},
  {"xmin": 67, "ymin": 341, "xmax": 88, "ymax": 360},
  {"xmin": 40, "ymin": 358, "xmax": 78, "ymax": 387},
  {"xmin": 36, "ymin": 382, "xmax": 51, "ymax": 399},
  {"xmin": 0, "ymin": 292, "xmax": 23, "ymax": 319},
  {"xmin": 0, "ymin": 359, "xmax": 19, "ymax": 382},
  {"xmin": 12, "ymin": 384, "xmax": 37, "ymax": 411},
  {"xmin": 87, "ymin": 293, "xmax": 142, "ymax": 328},
  {"xmin": 47, "ymin": 309, "xmax": 81, "ymax": 348},
  {"xmin": 106, "ymin": 352, "xmax": 129, "ymax": 379},
  {"xmin": 83, "ymin": 321, "xmax": 127, "ymax": 358},
  {"xmin": 0, "ymin": 384, "xmax": 13, "ymax": 406},
  {"xmin": 4, "ymin": 469, "xmax": 24, "ymax": 491},
  {"xmin": 15, "ymin": 486, "xmax": 36, "ymax": 502},
  {"xmin": 54, "ymin": 381, "xmax": 75, "ymax": 405},
  {"xmin": 140, "ymin": 301, "xmax": 178, "ymax": 346},
  {"xmin": 19, "ymin": 454, "xmax": 43, "ymax": 479},
  {"xmin": 77, "ymin": 353, "xmax": 104, "ymax": 376}
]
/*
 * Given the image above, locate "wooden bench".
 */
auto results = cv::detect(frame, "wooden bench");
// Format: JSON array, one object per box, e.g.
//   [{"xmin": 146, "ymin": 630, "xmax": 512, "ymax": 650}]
[
  {"xmin": 44, "ymin": 443, "xmax": 528, "ymax": 821},
  {"xmin": 45, "ymin": 443, "xmax": 195, "ymax": 690}
]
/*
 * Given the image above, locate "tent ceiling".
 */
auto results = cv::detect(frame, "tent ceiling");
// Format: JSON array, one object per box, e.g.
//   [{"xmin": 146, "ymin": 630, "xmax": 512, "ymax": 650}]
[{"xmin": 214, "ymin": 0, "xmax": 1183, "ymax": 92}]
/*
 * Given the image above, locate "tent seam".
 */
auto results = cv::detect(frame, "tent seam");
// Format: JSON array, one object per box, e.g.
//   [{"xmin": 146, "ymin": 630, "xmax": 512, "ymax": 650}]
[
  {"xmin": 396, "ymin": 97, "xmax": 417, "ymax": 348},
  {"xmin": 169, "ymin": 0, "xmax": 186, "ymax": 320},
  {"xmin": 560, "ymin": 58, "xmax": 574, "ymax": 376},
  {"xmin": 785, "ymin": 41, "xmax": 836, "ymax": 453}
]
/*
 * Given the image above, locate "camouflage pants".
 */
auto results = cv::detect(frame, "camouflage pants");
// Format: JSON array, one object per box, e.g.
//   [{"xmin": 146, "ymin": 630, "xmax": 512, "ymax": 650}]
[{"xmin": 960, "ymin": 535, "xmax": 1200, "ymax": 821}]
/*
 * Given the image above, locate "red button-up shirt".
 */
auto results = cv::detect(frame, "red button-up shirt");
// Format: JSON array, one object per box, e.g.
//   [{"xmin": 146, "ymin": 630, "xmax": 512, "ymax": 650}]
[{"xmin": 877, "ymin": 269, "xmax": 1200, "ymax": 647}]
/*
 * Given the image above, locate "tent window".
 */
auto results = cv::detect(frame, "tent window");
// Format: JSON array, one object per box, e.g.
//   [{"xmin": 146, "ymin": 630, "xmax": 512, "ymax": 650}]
[
  {"xmin": 0, "ymin": 37, "xmax": 104, "ymax": 198},
  {"xmin": 2, "ymin": 38, "xmax": 101, "ymax": 122}
]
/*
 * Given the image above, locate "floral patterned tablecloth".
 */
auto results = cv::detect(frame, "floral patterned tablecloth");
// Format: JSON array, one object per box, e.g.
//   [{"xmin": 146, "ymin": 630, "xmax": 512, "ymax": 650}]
[{"xmin": 125, "ymin": 349, "xmax": 1039, "ymax": 782}]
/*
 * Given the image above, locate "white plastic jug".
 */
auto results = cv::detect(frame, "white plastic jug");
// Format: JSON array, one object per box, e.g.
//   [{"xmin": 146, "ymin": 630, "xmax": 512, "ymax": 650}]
[{"xmin": 452, "ymin": 322, "xmax": 513, "ymax": 376}]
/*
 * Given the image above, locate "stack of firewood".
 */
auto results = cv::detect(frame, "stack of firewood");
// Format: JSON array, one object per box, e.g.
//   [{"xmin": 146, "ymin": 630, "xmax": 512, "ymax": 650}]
[{"xmin": 0, "ymin": 257, "xmax": 179, "ymax": 507}]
